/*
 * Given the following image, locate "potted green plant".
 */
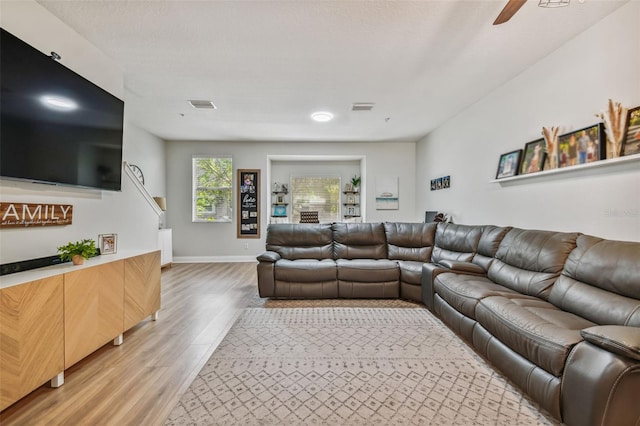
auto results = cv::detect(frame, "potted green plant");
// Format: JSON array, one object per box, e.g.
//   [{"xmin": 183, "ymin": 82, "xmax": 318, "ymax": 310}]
[
  {"xmin": 351, "ymin": 175, "xmax": 361, "ymax": 192},
  {"xmin": 58, "ymin": 239, "xmax": 98, "ymax": 265}
]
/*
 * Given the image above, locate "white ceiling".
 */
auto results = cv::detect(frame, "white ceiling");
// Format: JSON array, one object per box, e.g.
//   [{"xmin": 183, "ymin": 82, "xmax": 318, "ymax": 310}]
[{"xmin": 37, "ymin": 0, "xmax": 628, "ymax": 143}]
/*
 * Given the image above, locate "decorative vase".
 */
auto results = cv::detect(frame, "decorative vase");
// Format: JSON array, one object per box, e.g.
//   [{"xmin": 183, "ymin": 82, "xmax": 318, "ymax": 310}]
[{"xmin": 71, "ymin": 254, "xmax": 85, "ymax": 265}]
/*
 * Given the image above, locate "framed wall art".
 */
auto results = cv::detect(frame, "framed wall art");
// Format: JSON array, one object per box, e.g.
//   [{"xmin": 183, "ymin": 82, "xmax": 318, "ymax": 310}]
[
  {"xmin": 557, "ymin": 123, "xmax": 605, "ymax": 168},
  {"xmin": 622, "ymin": 106, "xmax": 640, "ymax": 156},
  {"xmin": 495, "ymin": 149, "xmax": 522, "ymax": 179},
  {"xmin": 375, "ymin": 176, "xmax": 399, "ymax": 210},
  {"xmin": 237, "ymin": 169, "xmax": 260, "ymax": 238},
  {"xmin": 520, "ymin": 138, "xmax": 547, "ymax": 175}
]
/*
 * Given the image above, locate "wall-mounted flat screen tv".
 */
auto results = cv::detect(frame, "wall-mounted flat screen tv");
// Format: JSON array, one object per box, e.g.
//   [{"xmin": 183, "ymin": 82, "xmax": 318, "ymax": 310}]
[{"xmin": 1, "ymin": 28, "xmax": 124, "ymax": 191}]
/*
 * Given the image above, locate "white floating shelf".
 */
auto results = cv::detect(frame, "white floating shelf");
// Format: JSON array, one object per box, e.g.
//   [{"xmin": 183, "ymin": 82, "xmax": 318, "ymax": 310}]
[{"xmin": 490, "ymin": 153, "xmax": 640, "ymax": 184}]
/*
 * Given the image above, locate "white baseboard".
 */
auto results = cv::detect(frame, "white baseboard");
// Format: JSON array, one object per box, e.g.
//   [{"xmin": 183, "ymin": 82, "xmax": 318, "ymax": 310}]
[{"xmin": 173, "ymin": 256, "xmax": 257, "ymax": 264}]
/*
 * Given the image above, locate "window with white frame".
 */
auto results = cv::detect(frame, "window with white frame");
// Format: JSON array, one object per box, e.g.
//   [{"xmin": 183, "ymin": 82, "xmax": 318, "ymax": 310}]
[
  {"xmin": 290, "ymin": 176, "xmax": 340, "ymax": 223},
  {"xmin": 192, "ymin": 156, "xmax": 233, "ymax": 222}
]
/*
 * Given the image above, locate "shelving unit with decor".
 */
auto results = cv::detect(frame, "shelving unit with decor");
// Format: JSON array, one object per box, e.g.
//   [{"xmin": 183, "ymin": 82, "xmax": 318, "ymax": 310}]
[
  {"xmin": 342, "ymin": 191, "xmax": 361, "ymax": 219},
  {"xmin": 271, "ymin": 187, "xmax": 289, "ymax": 219},
  {"xmin": 490, "ymin": 153, "xmax": 640, "ymax": 184}
]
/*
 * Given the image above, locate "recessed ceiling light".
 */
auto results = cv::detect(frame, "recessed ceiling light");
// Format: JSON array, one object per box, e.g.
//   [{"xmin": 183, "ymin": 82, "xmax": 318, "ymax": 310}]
[{"xmin": 311, "ymin": 111, "xmax": 334, "ymax": 122}]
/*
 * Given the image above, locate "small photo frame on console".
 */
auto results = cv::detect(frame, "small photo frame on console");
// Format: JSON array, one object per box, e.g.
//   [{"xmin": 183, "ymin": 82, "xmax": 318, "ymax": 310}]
[
  {"xmin": 99, "ymin": 233, "xmax": 117, "ymax": 255},
  {"xmin": 496, "ymin": 149, "xmax": 522, "ymax": 179}
]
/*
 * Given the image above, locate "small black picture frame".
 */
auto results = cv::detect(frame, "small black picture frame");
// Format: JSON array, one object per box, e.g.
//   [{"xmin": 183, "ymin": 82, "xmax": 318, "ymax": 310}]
[
  {"xmin": 622, "ymin": 106, "xmax": 640, "ymax": 156},
  {"xmin": 520, "ymin": 138, "xmax": 547, "ymax": 175},
  {"xmin": 496, "ymin": 149, "xmax": 522, "ymax": 179}
]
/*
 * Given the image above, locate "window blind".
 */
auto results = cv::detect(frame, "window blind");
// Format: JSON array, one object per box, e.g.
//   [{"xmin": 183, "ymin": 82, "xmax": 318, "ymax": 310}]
[{"xmin": 290, "ymin": 176, "xmax": 340, "ymax": 223}]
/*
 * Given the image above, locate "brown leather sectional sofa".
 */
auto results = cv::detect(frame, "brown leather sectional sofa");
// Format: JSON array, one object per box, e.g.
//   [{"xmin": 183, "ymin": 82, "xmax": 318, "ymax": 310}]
[{"xmin": 256, "ymin": 222, "xmax": 640, "ymax": 426}]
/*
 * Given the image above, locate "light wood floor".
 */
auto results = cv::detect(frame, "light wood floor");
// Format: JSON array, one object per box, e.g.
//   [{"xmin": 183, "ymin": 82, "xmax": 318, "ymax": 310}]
[{"xmin": 0, "ymin": 262, "xmax": 258, "ymax": 426}]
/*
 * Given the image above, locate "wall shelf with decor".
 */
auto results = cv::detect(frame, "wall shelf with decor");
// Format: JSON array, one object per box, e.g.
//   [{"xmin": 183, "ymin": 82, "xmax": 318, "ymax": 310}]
[
  {"xmin": 490, "ymin": 153, "xmax": 640, "ymax": 184},
  {"xmin": 342, "ymin": 191, "xmax": 361, "ymax": 219},
  {"xmin": 271, "ymin": 187, "xmax": 289, "ymax": 218}
]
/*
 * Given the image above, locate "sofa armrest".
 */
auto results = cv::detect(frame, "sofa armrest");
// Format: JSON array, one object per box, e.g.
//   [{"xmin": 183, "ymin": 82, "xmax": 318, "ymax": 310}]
[
  {"xmin": 257, "ymin": 251, "xmax": 281, "ymax": 263},
  {"xmin": 437, "ymin": 260, "xmax": 486, "ymax": 275},
  {"xmin": 581, "ymin": 325, "xmax": 640, "ymax": 361},
  {"xmin": 421, "ymin": 263, "xmax": 449, "ymax": 312}
]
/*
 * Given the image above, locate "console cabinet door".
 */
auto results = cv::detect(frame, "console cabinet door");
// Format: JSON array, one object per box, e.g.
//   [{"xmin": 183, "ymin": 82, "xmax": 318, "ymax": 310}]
[
  {"xmin": 0, "ymin": 276, "xmax": 64, "ymax": 411},
  {"xmin": 64, "ymin": 261, "xmax": 124, "ymax": 369},
  {"xmin": 124, "ymin": 251, "xmax": 161, "ymax": 330}
]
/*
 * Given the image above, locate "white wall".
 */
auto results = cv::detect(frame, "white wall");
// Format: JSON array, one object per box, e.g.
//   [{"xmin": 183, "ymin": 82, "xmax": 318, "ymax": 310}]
[
  {"xmin": 416, "ymin": 1, "xmax": 640, "ymax": 242},
  {"xmin": 166, "ymin": 141, "xmax": 417, "ymax": 260},
  {"xmin": 123, "ymin": 120, "xmax": 167, "ymax": 199},
  {"xmin": 0, "ymin": 1, "xmax": 164, "ymax": 264}
]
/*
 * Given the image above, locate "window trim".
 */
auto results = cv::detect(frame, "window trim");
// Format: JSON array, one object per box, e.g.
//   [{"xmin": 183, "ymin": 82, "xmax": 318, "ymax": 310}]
[{"xmin": 192, "ymin": 155, "xmax": 233, "ymax": 223}]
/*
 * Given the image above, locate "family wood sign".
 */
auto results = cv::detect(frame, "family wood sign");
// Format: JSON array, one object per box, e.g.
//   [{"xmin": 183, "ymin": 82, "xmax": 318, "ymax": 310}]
[{"xmin": 0, "ymin": 202, "xmax": 73, "ymax": 228}]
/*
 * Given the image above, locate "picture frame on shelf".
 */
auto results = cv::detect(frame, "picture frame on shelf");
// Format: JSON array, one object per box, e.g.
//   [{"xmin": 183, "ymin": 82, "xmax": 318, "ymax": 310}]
[
  {"xmin": 557, "ymin": 123, "xmax": 605, "ymax": 168},
  {"xmin": 273, "ymin": 205, "xmax": 287, "ymax": 217},
  {"xmin": 276, "ymin": 194, "xmax": 285, "ymax": 204},
  {"xmin": 622, "ymin": 106, "xmax": 640, "ymax": 156},
  {"xmin": 344, "ymin": 182, "xmax": 353, "ymax": 192},
  {"xmin": 496, "ymin": 149, "xmax": 522, "ymax": 179},
  {"xmin": 520, "ymin": 138, "xmax": 547, "ymax": 175},
  {"xmin": 346, "ymin": 194, "xmax": 356, "ymax": 204},
  {"xmin": 98, "ymin": 233, "xmax": 117, "ymax": 255}
]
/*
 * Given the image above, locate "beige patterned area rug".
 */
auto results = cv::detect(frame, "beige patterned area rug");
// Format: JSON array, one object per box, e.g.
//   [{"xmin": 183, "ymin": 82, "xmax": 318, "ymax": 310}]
[{"xmin": 165, "ymin": 307, "xmax": 557, "ymax": 425}]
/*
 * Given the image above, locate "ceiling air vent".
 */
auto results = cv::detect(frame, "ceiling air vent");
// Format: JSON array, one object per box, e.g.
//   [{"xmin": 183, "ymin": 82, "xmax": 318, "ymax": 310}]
[
  {"xmin": 352, "ymin": 102, "xmax": 375, "ymax": 111},
  {"xmin": 188, "ymin": 100, "xmax": 217, "ymax": 109}
]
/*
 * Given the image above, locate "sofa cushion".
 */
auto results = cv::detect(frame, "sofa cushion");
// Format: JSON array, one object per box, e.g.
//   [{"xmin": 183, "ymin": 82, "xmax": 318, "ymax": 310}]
[
  {"xmin": 549, "ymin": 235, "xmax": 640, "ymax": 326},
  {"xmin": 266, "ymin": 223, "xmax": 333, "ymax": 260},
  {"xmin": 476, "ymin": 296, "xmax": 595, "ymax": 376},
  {"xmin": 333, "ymin": 222, "xmax": 387, "ymax": 259},
  {"xmin": 431, "ymin": 223, "xmax": 482, "ymax": 264},
  {"xmin": 488, "ymin": 228, "xmax": 578, "ymax": 301},
  {"xmin": 274, "ymin": 259, "xmax": 337, "ymax": 282},
  {"xmin": 473, "ymin": 225, "xmax": 512, "ymax": 271},
  {"xmin": 434, "ymin": 273, "xmax": 524, "ymax": 319},
  {"xmin": 336, "ymin": 259, "xmax": 399, "ymax": 282},
  {"xmin": 384, "ymin": 222, "xmax": 436, "ymax": 262}
]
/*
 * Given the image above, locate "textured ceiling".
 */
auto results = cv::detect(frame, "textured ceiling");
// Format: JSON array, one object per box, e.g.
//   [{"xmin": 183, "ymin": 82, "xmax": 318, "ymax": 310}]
[{"xmin": 37, "ymin": 0, "xmax": 628, "ymax": 142}]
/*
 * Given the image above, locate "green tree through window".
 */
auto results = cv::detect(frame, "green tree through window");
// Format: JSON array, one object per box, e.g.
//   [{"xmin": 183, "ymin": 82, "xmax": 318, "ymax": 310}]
[{"xmin": 192, "ymin": 156, "xmax": 232, "ymax": 222}]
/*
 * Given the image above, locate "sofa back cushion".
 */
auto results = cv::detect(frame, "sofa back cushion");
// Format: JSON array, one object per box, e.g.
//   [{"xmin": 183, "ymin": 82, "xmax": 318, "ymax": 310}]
[
  {"xmin": 549, "ymin": 235, "xmax": 640, "ymax": 326},
  {"xmin": 266, "ymin": 223, "xmax": 333, "ymax": 260},
  {"xmin": 384, "ymin": 222, "xmax": 437, "ymax": 262},
  {"xmin": 488, "ymin": 228, "xmax": 578, "ymax": 300},
  {"xmin": 333, "ymin": 222, "xmax": 387, "ymax": 259},
  {"xmin": 473, "ymin": 225, "xmax": 512, "ymax": 270},
  {"xmin": 431, "ymin": 223, "xmax": 482, "ymax": 264}
]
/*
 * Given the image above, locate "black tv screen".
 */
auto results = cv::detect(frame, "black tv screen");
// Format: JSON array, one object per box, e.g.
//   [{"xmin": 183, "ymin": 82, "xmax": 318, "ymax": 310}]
[{"xmin": 1, "ymin": 28, "xmax": 124, "ymax": 191}]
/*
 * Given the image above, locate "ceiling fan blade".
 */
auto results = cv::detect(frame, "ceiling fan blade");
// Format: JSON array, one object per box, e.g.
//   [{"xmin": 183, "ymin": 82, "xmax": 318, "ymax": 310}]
[{"xmin": 493, "ymin": 0, "xmax": 527, "ymax": 25}]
